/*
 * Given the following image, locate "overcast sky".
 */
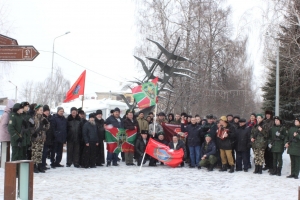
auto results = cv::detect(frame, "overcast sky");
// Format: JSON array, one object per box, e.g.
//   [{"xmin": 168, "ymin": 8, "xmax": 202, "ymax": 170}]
[{"xmin": 0, "ymin": 0, "xmax": 269, "ymax": 102}]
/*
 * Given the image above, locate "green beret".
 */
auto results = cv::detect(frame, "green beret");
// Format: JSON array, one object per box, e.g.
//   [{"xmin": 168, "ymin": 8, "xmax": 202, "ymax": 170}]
[{"xmin": 35, "ymin": 104, "xmax": 43, "ymax": 110}]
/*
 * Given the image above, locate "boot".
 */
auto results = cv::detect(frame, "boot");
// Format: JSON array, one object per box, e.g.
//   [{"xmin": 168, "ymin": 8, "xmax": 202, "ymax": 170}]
[
  {"xmin": 34, "ymin": 164, "xmax": 39, "ymax": 173},
  {"xmin": 219, "ymin": 165, "xmax": 227, "ymax": 172},
  {"xmin": 253, "ymin": 165, "xmax": 259, "ymax": 174},
  {"xmin": 277, "ymin": 167, "xmax": 282, "ymax": 176},
  {"xmin": 258, "ymin": 165, "xmax": 262, "ymax": 174},
  {"xmin": 270, "ymin": 166, "xmax": 277, "ymax": 175},
  {"xmin": 286, "ymin": 174, "xmax": 295, "ymax": 178},
  {"xmin": 229, "ymin": 165, "xmax": 234, "ymax": 173},
  {"xmin": 208, "ymin": 164, "xmax": 214, "ymax": 171},
  {"xmin": 106, "ymin": 161, "xmax": 111, "ymax": 167},
  {"xmin": 38, "ymin": 164, "xmax": 45, "ymax": 173}
]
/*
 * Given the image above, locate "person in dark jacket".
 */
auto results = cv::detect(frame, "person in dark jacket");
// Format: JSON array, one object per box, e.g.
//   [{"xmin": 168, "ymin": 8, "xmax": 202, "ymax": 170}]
[
  {"xmin": 50, "ymin": 107, "xmax": 67, "ymax": 168},
  {"xmin": 263, "ymin": 109, "xmax": 274, "ymax": 172},
  {"xmin": 169, "ymin": 134, "xmax": 186, "ymax": 167},
  {"xmin": 181, "ymin": 117, "xmax": 201, "ymax": 168},
  {"xmin": 78, "ymin": 108, "xmax": 87, "ymax": 166},
  {"xmin": 105, "ymin": 107, "xmax": 124, "ymax": 166},
  {"xmin": 199, "ymin": 134, "xmax": 217, "ymax": 171},
  {"xmin": 82, "ymin": 113, "xmax": 99, "ymax": 168},
  {"xmin": 217, "ymin": 116, "xmax": 236, "ymax": 173},
  {"xmin": 135, "ymin": 130, "xmax": 148, "ymax": 166},
  {"xmin": 285, "ymin": 117, "xmax": 300, "ymax": 179},
  {"xmin": 235, "ymin": 118, "xmax": 251, "ymax": 172},
  {"xmin": 41, "ymin": 105, "xmax": 54, "ymax": 170},
  {"xmin": 95, "ymin": 109, "xmax": 106, "ymax": 166},
  {"xmin": 66, "ymin": 107, "xmax": 82, "ymax": 168},
  {"xmin": 123, "ymin": 111, "xmax": 138, "ymax": 166},
  {"xmin": 268, "ymin": 116, "xmax": 286, "ymax": 176}
]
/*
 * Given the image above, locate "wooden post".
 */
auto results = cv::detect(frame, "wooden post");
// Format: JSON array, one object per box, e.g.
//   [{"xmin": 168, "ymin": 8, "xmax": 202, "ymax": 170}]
[{"xmin": 4, "ymin": 160, "xmax": 34, "ymax": 200}]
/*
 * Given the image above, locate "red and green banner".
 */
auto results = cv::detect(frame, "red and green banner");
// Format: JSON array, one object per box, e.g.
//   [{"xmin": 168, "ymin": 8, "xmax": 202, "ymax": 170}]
[
  {"xmin": 132, "ymin": 77, "xmax": 158, "ymax": 109},
  {"xmin": 145, "ymin": 138, "xmax": 184, "ymax": 168},
  {"xmin": 63, "ymin": 70, "xmax": 86, "ymax": 103},
  {"xmin": 105, "ymin": 126, "xmax": 137, "ymax": 154}
]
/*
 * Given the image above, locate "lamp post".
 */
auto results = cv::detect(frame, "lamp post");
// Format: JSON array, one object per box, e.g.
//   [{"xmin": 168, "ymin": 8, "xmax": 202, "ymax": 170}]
[
  {"xmin": 265, "ymin": 33, "xmax": 280, "ymax": 116},
  {"xmin": 50, "ymin": 31, "xmax": 70, "ymax": 106},
  {"xmin": 8, "ymin": 80, "xmax": 17, "ymax": 102}
]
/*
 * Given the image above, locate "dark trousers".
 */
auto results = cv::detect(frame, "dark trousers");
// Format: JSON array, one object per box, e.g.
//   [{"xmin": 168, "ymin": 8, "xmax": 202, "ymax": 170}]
[
  {"xmin": 67, "ymin": 141, "xmax": 80, "ymax": 166},
  {"xmin": 264, "ymin": 148, "xmax": 273, "ymax": 168},
  {"xmin": 246, "ymin": 148, "xmax": 251, "ymax": 168},
  {"xmin": 96, "ymin": 140, "xmax": 105, "ymax": 165},
  {"xmin": 79, "ymin": 142, "xmax": 85, "ymax": 166},
  {"xmin": 236, "ymin": 151, "xmax": 249, "ymax": 170},
  {"xmin": 107, "ymin": 152, "xmax": 118, "ymax": 165},
  {"xmin": 290, "ymin": 155, "xmax": 300, "ymax": 177},
  {"xmin": 83, "ymin": 142, "xmax": 97, "ymax": 168},
  {"xmin": 51, "ymin": 142, "xmax": 63, "ymax": 165},
  {"xmin": 273, "ymin": 152, "xmax": 283, "ymax": 168},
  {"xmin": 42, "ymin": 144, "xmax": 48, "ymax": 167},
  {"xmin": 11, "ymin": 146, "xmax": 26, "ymax": 161},
  {"xmin": 26, "ymin": 144, "xmax": 32, "ymax": 160}
]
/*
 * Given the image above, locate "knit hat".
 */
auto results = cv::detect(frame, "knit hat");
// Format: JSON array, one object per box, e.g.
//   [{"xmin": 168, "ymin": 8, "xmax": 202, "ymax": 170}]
[
  {"xmin": 43, "ymin": 105, "xmax": 50, "ymax": 112},
  {"xmin": 219, "ymin": 116, "xmax": 227, "ymax": 122},
  {"xmin": 35, "ymin": 104, "xmax": 43, "ymax": 110},
  {"xmin": 114, "ymin": 107, "xmax": 120, "ymax": 112},
  {"xmin": 256, "ymin": 114, "xmax": 264, "ymax": 118},
  {"xmin": 96, "ymin": 110, "xmax": 102, "ymax": 115},
  {"xmin": 239, "ymin": 118, "xmax": 246, "ymax": 123},
  {"xmin": 70, "ymin": 107, "xmax": 77, "ymax": 113},
  {"xmin": 57, "ymin": 107, "xmax": 64, "ymax": 112},
  {"xmin": 89, "ymin": 113, "xmax": 95, "ymax": 119}
]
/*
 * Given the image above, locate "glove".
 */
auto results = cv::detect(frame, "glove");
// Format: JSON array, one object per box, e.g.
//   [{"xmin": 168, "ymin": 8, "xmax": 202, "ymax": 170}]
[
  {"xmin": 28, "ymin": 118, "xmax": 35, "ymax": 125},
  {"xmin": 268, "ymin": 144, "xmax": 272, "ymax": 149},
  {"xmin": 16, "ymin": 137, "xmax": 22, "ymax": 143},
  {"xmin": 32, "ymin": 132, "xmax": 38, "ymax": 138},
  {"xmin": 276, "ymin": 131, "xmax": 280, "ymax": 136},
  {"xmin": 22, "ymin": 120, "xmax": 28, "ymax": 128},
  {"xmin": 42, "ymin": 118, "xmax": 49, "ymax": 125}
]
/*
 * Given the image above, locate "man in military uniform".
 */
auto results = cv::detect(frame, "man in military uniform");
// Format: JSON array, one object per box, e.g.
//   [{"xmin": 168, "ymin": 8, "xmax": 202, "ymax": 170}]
[
  {"xmin": 268, "ymin": 116, "xmax": 286, "ymax": 176},
  {"xmin": 21, "ymin": 102, "xmax": 34, "ymax": 160},
  {"xmin": 285, "ymin": 117, "xmax": 300, "ymax": 179},
  {"xmin": 263, "ymin": 109, "xmax": 274, "ymax": 171},
  {"xmin": 8, "ymin": 103, "xmax": 25, "ymax": 161}
]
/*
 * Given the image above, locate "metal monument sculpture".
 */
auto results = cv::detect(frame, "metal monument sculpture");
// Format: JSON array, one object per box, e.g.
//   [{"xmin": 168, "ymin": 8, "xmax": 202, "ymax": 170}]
[{"xmin": 114, "ymin": 37, "xmax": 196, "ymax": 113}]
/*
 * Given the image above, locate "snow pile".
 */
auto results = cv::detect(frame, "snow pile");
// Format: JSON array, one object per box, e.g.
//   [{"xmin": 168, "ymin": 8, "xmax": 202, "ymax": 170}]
[{"xmin": 0, "ymin": 150, "xmax": 299, "ymax": 200}]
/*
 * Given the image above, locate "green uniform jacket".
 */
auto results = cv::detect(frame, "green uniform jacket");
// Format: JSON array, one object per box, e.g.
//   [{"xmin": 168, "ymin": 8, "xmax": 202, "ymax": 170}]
[
  {"xmin": 137, "ymin": 117, "xmax": 149, "ymax": 132},
  {"xmin": 21, "ymin": 112, "xmax": 32, "ymax": 146},
  {"xmin": 268, "ymin": 125, "xmax": 286, "ymax": 153},
  {"xmin": 285, "ymin": 126, "xmax": 300, "ymax": 156},
  {"xmin": 251, "ymin": 121, "xmax": 268, "ymax": 149},
  {"xmin": 8, "ymin": 111, "xmax": 23, "ymax": 147}
]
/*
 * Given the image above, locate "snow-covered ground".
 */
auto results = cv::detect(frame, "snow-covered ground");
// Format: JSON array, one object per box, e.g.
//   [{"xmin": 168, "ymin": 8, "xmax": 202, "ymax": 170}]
[{"xmin": 0, "ymin": 149, "xmax": 298, "ymax": 200}]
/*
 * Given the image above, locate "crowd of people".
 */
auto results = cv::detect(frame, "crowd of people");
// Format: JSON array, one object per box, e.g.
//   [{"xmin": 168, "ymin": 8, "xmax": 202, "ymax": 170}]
[{"xmin": 1, "ymin": 100, "xmax": 300, "ymax": 179}]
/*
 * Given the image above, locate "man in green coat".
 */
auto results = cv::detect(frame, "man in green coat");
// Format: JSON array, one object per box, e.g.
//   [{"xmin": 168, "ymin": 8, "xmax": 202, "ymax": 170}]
[
  {"xmin": 8, "ymin": 103, "xmax": 26, "ymax": 161},
  {"xmin": 268, "ymin": 116, "xmax": 286, "ymax": 176},
  {"xmin": 21, "ymin": 102, "xmax": 34, "ymax": 159},
  {"xmin": 285, "ymin": 117, "xmax": 300, "ymax": 179}
]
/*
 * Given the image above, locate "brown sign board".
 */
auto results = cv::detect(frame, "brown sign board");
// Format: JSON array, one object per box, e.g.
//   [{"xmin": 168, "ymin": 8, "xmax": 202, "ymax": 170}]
[
  {"xmin": 0, "ymin": 34, "xmax": 18, "ymax": 45},
  {"xmin": 0, "ymin": 46, "xmax": 39, "ymax": 61}
]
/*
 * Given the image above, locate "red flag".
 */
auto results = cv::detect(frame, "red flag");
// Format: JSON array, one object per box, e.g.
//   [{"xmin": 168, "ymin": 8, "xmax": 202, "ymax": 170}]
[
  {"xmin": 161, "ymin": 123, "xmax": 188, "ymax": 142},
  {"xmin": 63, "ymin": 70, "xmax": 86, "ymax": 103},
  {"xmin": 145, "ymin": 138, "xmax": 184, "ymax": 168}
]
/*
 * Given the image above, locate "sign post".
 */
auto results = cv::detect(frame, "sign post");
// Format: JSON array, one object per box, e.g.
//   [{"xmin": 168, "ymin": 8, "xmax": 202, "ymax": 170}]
[
  {"xmin": 0, "ymin": 34, "xmax": 18, "ymax": 45},
  {"xmin": 0, "ymin": 46, "xmax": 39, "ymax": 61}
]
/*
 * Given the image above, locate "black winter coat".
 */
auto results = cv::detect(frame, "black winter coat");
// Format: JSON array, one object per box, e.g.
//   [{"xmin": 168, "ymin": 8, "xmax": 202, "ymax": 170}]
[
  {"xmin": 124, "ymin": 118, "xmax": 139, "ymax": 132},
  {"xmin": 67, "ymin": 114, "xmax": 82, "ymax": 143},
  {"xmin": 201, "ymin": 141, "xmax": 217, "ymax": 158},
  {"xmin": 95, "ymin": 118, "xmax": 105, "ymax": 141},
  {"xmin": 82, "ymin": 122, "xmax": 99, "ymax": 143},
  {"xmin": 217, "ymin": 123, "xmax": 236, "ymax": 150},
  {"xmin": 44, "ymin": 114, "xmax": 54, "ymax": 146},
  {"xmin": 169, "ymin": 140, "xmax": 186, "ymax": 158},
  {"xmin": 236, "ymin": 125, "xmax": 251, "ymax": 151},
  {"xmin": 181, "ymin": 123, "xmax": 201, "ymax": 147},
  {"xmin": 135, "ymin": 137, "xmax": 148, "ymax": 157},
  {"xmin": 51, "ymin": 114, "xmax": 68, "ymax": 143},
  {"xmin": 105, "ymin": 115, "xmax": 124, "ymax": 128}
]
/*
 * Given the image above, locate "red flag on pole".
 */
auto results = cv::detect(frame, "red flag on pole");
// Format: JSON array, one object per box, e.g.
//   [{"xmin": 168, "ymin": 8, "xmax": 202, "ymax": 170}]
[
  {"xmin": 145, "ymin": 138, "xmax": 184, "ymax": 168},
  {"xmin": 63, "ymin": 70, "xmax": 86, "ymax": 103}
]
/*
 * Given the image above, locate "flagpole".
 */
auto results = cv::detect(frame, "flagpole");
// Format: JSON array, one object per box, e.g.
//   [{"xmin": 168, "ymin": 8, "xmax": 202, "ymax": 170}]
[
  {"xmin": 81, "ymin": 95, "xmax": 84, "ymax": 108},
  {"xmin": 139, "ymin": 152, "xmax": 146, "ymax": 172},
  {"xmin": 152, "ymin": 103, "xmax": 158, "ymax": 137}
]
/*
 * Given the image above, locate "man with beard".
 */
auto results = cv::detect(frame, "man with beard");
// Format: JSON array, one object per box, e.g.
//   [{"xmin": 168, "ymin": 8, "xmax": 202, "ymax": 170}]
[
  {"xmin": 235, "ymin": 118, "xmax": 251, "ymax": 172},
  {"xmin": 66, "ymin": 107, "xmax": 82, "ymax": 168},
  {"xmin": 123, "ymin": 111, "xmax": 138, "ymax": 166},
  {"xmin": 82, "ymin": 113, "xmax": 99, "ymax": 168},
  {"xmin": 105, "ymin": 107, "xmax": 124, "ymax": 166},
  {"xmin": 50, "ymin": 107, "xmax": 67, "ymax": 168},
  {"xmin": 95, "ymin": 110, "xmax": 105, "ymax": 166},
  {"xmin": 263, "ymin": 109, "xmax": 274, "ymax": 172}
]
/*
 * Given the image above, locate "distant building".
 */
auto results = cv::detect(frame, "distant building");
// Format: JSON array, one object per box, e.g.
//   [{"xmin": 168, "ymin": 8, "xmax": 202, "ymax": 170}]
[
  {"xmin": 95, "ymin": 92, "xmax": 134, "ymax": 104},
  {"xmin": 0, "ymin": 97, "xmax": 8, "ymax": 106}
]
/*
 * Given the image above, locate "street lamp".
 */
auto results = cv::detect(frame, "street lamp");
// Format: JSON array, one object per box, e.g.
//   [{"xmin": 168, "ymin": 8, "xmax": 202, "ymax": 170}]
[
  {"xmin": 8, "ymin": 80, "xmax": 17, "ymax": 102},
  {"xmin": 265, "ymin": 33, "xmax": 280, "ymax": 116},
  {"xmin": 50, "ymin": 31, "xmax": 70, "ymax": 106}
]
